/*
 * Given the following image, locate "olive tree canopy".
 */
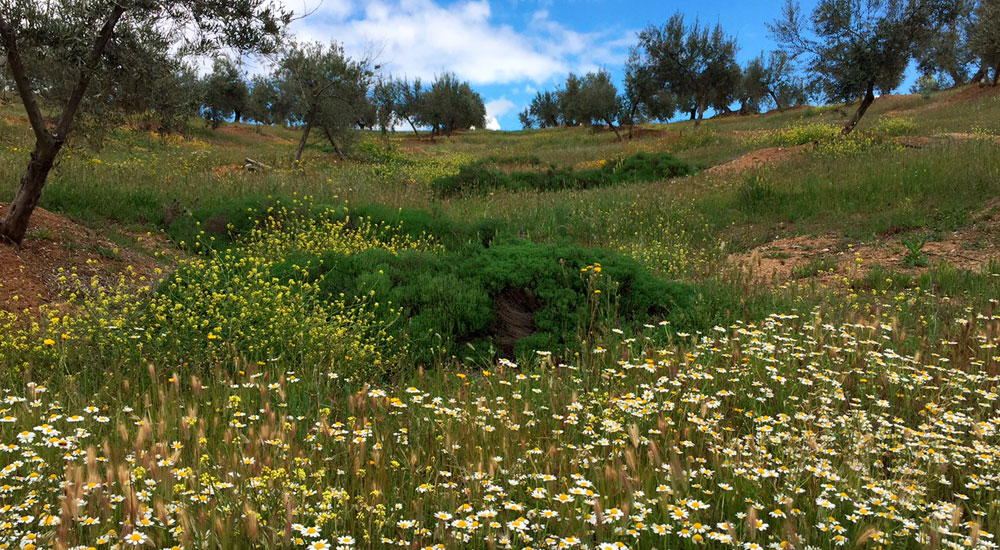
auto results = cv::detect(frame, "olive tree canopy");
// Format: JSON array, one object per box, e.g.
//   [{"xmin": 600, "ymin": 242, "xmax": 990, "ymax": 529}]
[
  {"xmin": 0, "ymin": 0, "xmax": 288, "ymax": 245},
  {"xmin": 633, "ymin": 13, "xmax": 740, "ymax": 126},
  {"xmin": 770, "ymin": 0, "xmax": 933, "ymax": 134}
]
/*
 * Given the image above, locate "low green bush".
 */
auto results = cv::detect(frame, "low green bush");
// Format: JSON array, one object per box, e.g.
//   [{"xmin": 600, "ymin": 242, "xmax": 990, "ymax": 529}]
[
  {"xmin": 432, "ymin": 151, "xmax": 695, "ymax": 197},
  {"xmin": 170, "ymin": 201, "xmax": 703, "ymax": 367},
  {"xmin": 268, "ymin": 213, "xmax": 695, "ymax": 365},
  {"xmin": 772, "ymin": 122, "xmax": 839, "ymax": 146},
  {"xmin": 870, "ymin": 116, "xmax": 917, "ymax": 137}
]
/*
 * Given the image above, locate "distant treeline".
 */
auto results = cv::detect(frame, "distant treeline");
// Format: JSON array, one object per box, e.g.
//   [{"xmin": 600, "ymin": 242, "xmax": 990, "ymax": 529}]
[{"xmin": 521, "ymin": 1, "xmax": 1000, "ymax": 137}]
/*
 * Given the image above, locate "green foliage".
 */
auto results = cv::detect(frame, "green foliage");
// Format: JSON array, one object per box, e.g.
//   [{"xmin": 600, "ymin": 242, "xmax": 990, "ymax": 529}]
[
  {"xmin": 521, "ymin": 91, "xmax": 562, "ymax": 128},
  {"xmin": 264, "ymin": 208, "xmax": 695, "ymax": 365},
  {"xmin": 433, "ymin": 151, "xmax": 696, "ymax": 197},
  {"xmin": 870, "ymin": 116, "xmax": 918, "ymax": 137},
  {"xmin": 773, "ymin": 122, "xmax": 839, "ymax": 146},
  {"xmin": 635, "ymin": 12, "xmax": 740, "ymax": 122},
  {"xmin": 200, "ymin": 58, "xmax": 250, "ymax": 128},
  {"xmin": 421, "ymin": 73, "xmax": 488, "ymax": 134},
  {"xmin": 901, "ymin": 236, "xmax": 929, "ymax": 267},
  {"xmin": 575, "ymin": 70, "xmax": 623, "ymax": 131},
  {"xmin": 274, "ymin": 41, "xmax": 373, "ymax": 156},
  {"xmin": 166, "ymin": 195, "xmax": 291, "ymax": 250},
  {"xmin": 911, "ymin": 74, "xmax": 944, "ymax": 98}
]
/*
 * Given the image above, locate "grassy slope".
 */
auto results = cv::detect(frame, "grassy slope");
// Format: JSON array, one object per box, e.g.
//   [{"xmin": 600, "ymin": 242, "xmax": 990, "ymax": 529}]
[
  {"xmin": 1, "ymin": 86, "xmax": 999, "ymax": 328},
  {"xmin": 1, "ymin": 87, "xmax": 1000, "ymax": 548}
]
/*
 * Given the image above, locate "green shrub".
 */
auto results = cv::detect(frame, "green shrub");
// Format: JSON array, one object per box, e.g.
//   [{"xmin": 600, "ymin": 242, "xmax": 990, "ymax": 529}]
[
  {"xmin": 274, "ymin": 231, "xmax": 694, "ymax": 365},
  {"xmin": 870, "ymin": 116, "xmax": 917, "ymax": 137},
  {"xmin": 171, "ymin": 201, "xmax": 697, "ymax": 366},
  {"xmin": 432, "ymin": 151, "xmax": 695, "ymax": 197},
  {"xmin": 166, "ymin": 194, "xmax": 293, "ymax": 249},
  {"xmin": 773, "ymin": 122, "xmax": 839, "ymax": 146},
  {"xmin": 911, "ymin": 75, "xmax": 942, "ymax": 99}
]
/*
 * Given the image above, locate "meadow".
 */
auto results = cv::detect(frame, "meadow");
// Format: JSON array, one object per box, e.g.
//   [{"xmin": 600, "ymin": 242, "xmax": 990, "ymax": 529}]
[{"xmin": 1, "ymin": 85, "xmax": 1000, "ymax": 549}]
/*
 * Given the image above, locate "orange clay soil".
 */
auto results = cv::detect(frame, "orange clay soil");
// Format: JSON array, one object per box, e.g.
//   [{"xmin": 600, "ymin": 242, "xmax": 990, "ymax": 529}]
[{"xmin": 0, "ymin": 204, "xmax": 172, "ymax": 315}]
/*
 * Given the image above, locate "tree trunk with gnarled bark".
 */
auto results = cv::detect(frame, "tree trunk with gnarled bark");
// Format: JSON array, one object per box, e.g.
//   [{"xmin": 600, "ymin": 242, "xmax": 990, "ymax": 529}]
[
  {"xmin": 294, "ymin": 123, "xmax": 311, "ymax": 162},
  {"xmin": 405, "ymin": 118, "xmax": 421, "ymax": 140},
  {"xmin": 604, "ymin": 118, "xmax": 622, "ymax": 142},
  {"xmin": 841, "ymin": 83, "xmax": 876, "ymax": 136},
  {"xmin": 1, "ymin": 140, "xmax": 60, "ymax": 244},
  {"xmin": 971, "ymin": 61, "xmax": 988, "ymax": 84},
  {"xmin": 0, "ymin": 6, "xmax": 125, "ymax": 245},
  {"xmin": 693, "ymin": 99, "xmax": 707, "ymax": 127},
  {"xmin": 323, "ymin": 127, "xmax": 346, "ymax": 159},
  {"xmin": 768, "ymin": 89, "xmax": 784, "ymax": 111}
]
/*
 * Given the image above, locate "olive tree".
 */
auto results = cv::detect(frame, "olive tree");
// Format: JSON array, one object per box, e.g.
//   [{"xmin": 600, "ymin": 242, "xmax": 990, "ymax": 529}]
[
  {"xmin": 770, "ymin": 0, "xmax": 933, "ymax": 135},
  {"xmin": 419, "ymin": 73, "xmax": 486, "ymax": 137},
  {"xmin": 739, "ymin": 51, "xmax": 809, "ymax": 113},
  {"xmin": 394, "ymin": 77, "xmax": 425, "ymax": 139},
  {"xmin": 576, "ymin": 70, "xmax": 624, "ymax": 141},
  {"xmin": 245, "ymin": 74, "xmax": 288, "ymax": 127},
  {"xmin": 558, "ymin": 73, "xmax": 585, "ymax": 126},
  {"xmin": 634, "ymin": 13, "xmax": 740, "ymax": 126},
  {"xmin": 521, "ymin": 90, "xmax": 561, "ymax": 129},
  {"xmin": 0, "ymin": 0, "xmax": 287, "ymax": 245},
  {"xmin": 201, "ymin": 57, "xmax": 249, "ymax": 128},
  {"xmin": 969, "ymin": 0, "xmax": 1000, "ymax": 84},
  {"xmin": 621, "ymin": 48, "xmax": 676, "ymax": 138},
  {"xmin": 273, "ymin": 41, "xmax": 373, "ymax": 161},
  {"xmin": 914, "ymin": 0, "xmax": 977, "ymax": 85},
  {"xmin": 370, "ymin": 77, "xmax": 400, "ymax": 135}
]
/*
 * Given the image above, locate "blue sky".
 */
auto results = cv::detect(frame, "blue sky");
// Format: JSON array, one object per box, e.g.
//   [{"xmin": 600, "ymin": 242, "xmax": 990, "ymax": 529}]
[{"xmin": 285, "ymin": 0, "xmax": 825, "ymax": 129}]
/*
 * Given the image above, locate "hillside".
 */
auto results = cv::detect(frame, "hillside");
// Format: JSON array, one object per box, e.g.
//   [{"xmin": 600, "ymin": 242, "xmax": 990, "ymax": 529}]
[{"xmin": 1, "ymin": 85, "xmax": 1000, "ymax": 548}]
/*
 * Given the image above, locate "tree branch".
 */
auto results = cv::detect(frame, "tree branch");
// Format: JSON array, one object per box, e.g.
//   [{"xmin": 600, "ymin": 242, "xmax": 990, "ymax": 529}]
[
  {"xmin": 53, "ymin": 4, "xmax": 127, "ymax": 141},
  {"xmin": 0, "ymin": 14, "xmax": 51, "ymax": 145}
]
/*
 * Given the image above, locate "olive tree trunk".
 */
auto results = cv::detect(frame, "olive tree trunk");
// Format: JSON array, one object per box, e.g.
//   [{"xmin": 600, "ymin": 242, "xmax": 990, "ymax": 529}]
[
  {"xmin": 1, "ymin": 140, "xmax": 60, "ymax": 244},
  {"xmin": 294, "ymin": 123, "xmax": 311, "ymax": 162},
  {"xmin": 768, "ymin": 89, "xmax": 784, "ymax": 111},
  {"xmin": 604, "ymin": 118, "xmax": 623, "ymax": 142},
  {"xmin": 323, "ymin": 127, "xmax": 346, "ymax": 160},
  {"xmin": 0, "ymin": 7, "xmax": 125, "ymax": 245},
  {"xmin": 841, "ymin": 83, "xmax": 875, "ymax": 136},
  {"xmin": 405, "ymin": 118, "xmax": 422, "ymax": 140}
]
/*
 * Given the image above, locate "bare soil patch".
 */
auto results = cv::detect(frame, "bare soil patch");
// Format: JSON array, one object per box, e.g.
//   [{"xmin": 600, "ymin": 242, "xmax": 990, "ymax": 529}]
[
  {"xmin": 0, "ymin": 204, "xmax": 170, "ymax": 315},
  {"xmin": 217, "ymin": 125, "xmax": 296, "ymax": 144},
  {"xmin": 731, "ymin": 201, "xmax": 1000, "ymax": 284},
  {"xmin": 706, "ymin": 145, "xmax": 809, "ymax": 177}
]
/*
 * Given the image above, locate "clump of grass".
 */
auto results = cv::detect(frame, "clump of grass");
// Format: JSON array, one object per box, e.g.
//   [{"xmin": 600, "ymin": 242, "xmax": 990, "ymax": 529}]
[
  {"xmin": 432, "ymin": 151, "xmax": 695, "ymax": 197},
  {"xmin": 791, "ymin": 256, "xmax": 837, "ymax": 279},
  {"xmin": 870, "ymin": 115, "xmax": 917, "ymax": 137},
  {"xmin": 772, "ymin": 122, "xmax": 839, "ymax": 146},
  {"xmin": 901, "ymin": 235, "xmax": 929, "ymax": 267}
]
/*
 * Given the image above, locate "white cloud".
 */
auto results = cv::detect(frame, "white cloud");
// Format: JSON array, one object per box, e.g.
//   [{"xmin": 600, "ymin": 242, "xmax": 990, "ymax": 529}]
[
  {"xmin": 485, "ymin": 97, "xmax": 516, "ymax": 118},
  {"xmin": 483, "ymin": 97, "xmax": 515, "ymax": 130},
  {"xmin": 283, "ymin": 0, "xmax": 631, "ymax": 86}
]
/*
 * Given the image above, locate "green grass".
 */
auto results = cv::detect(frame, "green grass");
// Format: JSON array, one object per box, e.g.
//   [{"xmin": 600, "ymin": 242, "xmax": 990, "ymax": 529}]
[
  {"xmin": 3, "ymin": 87, "xmax": 1000, "ymax": 550},
  {"xmin": 432, "ymin": 151, "xmax": 696, "ymax": 197}
]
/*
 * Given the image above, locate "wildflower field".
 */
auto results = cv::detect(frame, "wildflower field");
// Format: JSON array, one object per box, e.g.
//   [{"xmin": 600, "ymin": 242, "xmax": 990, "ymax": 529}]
[{"xmin": 2, "ymin": 87, "xmax": 1000, "ymax": 549}]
